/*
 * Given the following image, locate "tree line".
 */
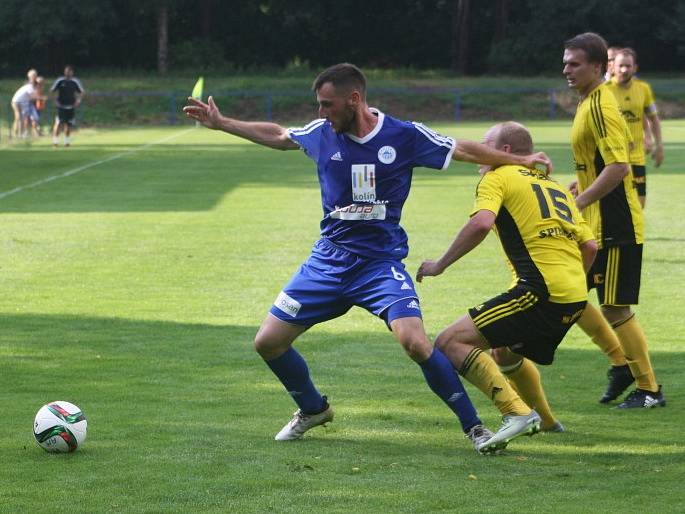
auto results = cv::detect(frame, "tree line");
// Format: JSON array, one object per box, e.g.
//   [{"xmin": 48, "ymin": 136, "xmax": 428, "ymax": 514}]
[{"xmin": 0, "ymin": 0, "xmax": 682, "ymax": 77}]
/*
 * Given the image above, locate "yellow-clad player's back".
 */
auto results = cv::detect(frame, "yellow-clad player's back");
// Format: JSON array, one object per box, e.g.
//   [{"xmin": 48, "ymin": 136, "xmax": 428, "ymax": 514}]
[{"xmin": 477, "ymin": 164, "xmax": 593, "ymax": 303}]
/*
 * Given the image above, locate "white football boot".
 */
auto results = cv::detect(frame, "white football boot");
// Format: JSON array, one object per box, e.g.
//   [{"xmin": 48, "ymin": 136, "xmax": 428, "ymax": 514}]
[
  {"xmin": 466, "ymin": 424, "xmax": 504, "ymax": 455},
  {"xmin": 476, "ymin": 410, "xmax": 541, "ymax": 453},
  {"xmin": 275, "ymin": 403, "xmax": 334, "ymax": 441}
]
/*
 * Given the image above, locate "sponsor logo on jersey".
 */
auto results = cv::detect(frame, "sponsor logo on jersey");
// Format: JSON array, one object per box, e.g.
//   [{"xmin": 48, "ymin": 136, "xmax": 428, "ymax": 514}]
[
  {"xmin": 330, "ymin": 151, "xmax": 343, "ymax": 161},
  {"xmin": 330, "ymin": 203, "xmax": 386, "ymax": 220},
  {"xmin": 400, "ymin": 282, "xmax": 413, "ymax": 290},
  {"xmin": 377, "ymin": 145, "xmax": 397, "ymax": 164},
  {"xmin": 351, "ymin": 164, "xmax": 376, "ymax": 202},
  {"xmin": 620, "ymin": 109, "xmax": 640, "ymax": 123},
  {"xmin": 538, "ymin": 226, "xmax": 577, "ymax": 240},
  {"xmin": 274, "ymin": 291, "xmax": 301, "ymax": 317}
]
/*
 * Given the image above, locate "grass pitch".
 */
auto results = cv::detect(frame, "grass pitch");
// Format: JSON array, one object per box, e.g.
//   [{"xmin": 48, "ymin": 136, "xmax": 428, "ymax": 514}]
[{"xmin": 0, "ymin": 121, "xmax": 683, "ymax": 513}]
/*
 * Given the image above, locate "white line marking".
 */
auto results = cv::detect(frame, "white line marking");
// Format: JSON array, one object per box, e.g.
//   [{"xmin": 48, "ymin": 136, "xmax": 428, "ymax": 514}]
[{"xmin": 0, "ymin": 128, "xmax": 195, "ymax": 200}]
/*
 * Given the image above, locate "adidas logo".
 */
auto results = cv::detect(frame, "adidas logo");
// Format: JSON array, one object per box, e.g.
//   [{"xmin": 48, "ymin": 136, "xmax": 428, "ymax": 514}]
[
  {"xmin": 643, "ymin": 396, "xmax": 660, "ymax": 407},
  {"xmin": 401, "ymin": 282, "xmax": 413, "ymax": 290},
  {"xmin": 330, "ymin": 151, "xmax": 343, "ymax": 161},
  {"xmin": 406, "ymin": 300, "xmax": 420, "ymax": 309},
  {"xmin": 447, "ymin": 392, "xmax": 463, "ymax": 403}
]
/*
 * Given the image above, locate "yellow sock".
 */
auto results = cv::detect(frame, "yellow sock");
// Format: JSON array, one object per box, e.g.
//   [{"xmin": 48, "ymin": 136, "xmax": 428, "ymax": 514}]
[
  {"xmin": 613, "ymin": 315, "xmax": 658, "ymax": 392},
  {"xmin": 460, "ymin": 348, "xmax": 530, "ymax": 416},
  {"xmin": 578, "ymin": 304, "xmax": 627, "ymax": 366},
  {"xmin": 501, "ymin": 359, "xmax": 557, "ymax": 430}
]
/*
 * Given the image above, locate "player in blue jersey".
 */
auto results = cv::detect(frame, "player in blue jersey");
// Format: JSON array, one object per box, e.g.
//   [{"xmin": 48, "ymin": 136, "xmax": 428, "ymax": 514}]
[{"xmin": 184, "ymin": 63, "xmax": 552, "ymax": 452}]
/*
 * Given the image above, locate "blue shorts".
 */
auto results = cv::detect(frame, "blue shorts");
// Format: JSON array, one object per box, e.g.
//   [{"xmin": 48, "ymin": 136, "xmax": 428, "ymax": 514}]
[{"xmin": 270, "ymin": 238, "xmax": 422, "ymax": 327}]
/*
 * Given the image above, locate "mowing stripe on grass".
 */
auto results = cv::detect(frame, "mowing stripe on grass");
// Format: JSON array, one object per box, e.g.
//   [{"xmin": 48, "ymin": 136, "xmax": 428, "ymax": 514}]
[{"xmin": 0, "ymin": 128, "xmax": 196, "ymax": 200}]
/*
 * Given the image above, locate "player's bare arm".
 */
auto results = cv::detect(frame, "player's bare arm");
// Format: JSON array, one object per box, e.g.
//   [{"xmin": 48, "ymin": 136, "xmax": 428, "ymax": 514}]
[
  {"xmin": 452, "ymin": 140, "xmax": 553, "ymax": 173},
  {"xmin": 579, "ymin": 239, "xmax": 598, "ymax": 273},
  {"xmin": 416, "ymin": 210, "xmax": 496, "ymax": 282},
  {"xmin": 647, "ymin": 114, "xmax": 664, "ymax": 167},
  {"xmin": 643, "ymin": 117, "xmax": 654, "ymax": 154},
  {"xmin": 183, "ymin": 96, "xmax": 298, "ymax": 150},
  {"xmin": 575, "ymin": 162, "xmax": 629, "ymax": 210}
]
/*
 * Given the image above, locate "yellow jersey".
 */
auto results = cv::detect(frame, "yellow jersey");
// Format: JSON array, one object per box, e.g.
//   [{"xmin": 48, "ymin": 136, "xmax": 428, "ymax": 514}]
[
  {"xmin": 473, "ymin": 165, "xmax": 594, "ymax": 303},
  {"xmin": 570, "ymin": 82, "xmax": 643, "ymax": 248},
  {"xmin": 606, "ymin": 77, "xmax": 658, "ymax": 165}
]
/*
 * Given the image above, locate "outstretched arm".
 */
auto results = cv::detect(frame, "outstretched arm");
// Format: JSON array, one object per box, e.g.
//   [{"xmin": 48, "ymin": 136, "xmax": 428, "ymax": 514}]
[
  {"xmin": 183, "ymin": 96, "xmax": 299, "ymax": 151},
  {"xmin": 416, "ymin": 210, "xmax": 496, "ymax": 282},
  {"xmin": 452, "ymin": 140, "xmax": 553, "ymax": 174}
]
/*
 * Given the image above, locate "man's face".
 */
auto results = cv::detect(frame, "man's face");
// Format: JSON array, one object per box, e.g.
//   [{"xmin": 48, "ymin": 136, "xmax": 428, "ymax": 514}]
[
  {"xmin": 316, "ymin": 82, "xmax": 357, "ymax": 133},
  {"xmin": 614, "ymin": 53, "xmax": 636, "ymax": 85},
  {"xmin": 607, "ymin": 48, "xmax": 617, "ymax": 77},
  {"xmin": 64, "ymin": 67, "xmax": 73, "ymax": 78},
  {"xmin": 563, "ymin": 48, "xmax": 601, "ymax": 92}
]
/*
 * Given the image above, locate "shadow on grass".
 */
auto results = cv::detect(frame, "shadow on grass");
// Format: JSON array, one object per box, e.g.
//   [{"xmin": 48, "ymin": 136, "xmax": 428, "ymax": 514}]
[
  {"xmin": 1, "ymin": 312, "xmax": 681, "ymax": 454},
  {"xmin": 1, "ymin": 312, "xmax": 682, "ymax": 514},
  {"xmin": 0, "ymin": 143, "xmax": 318, "ymax": 214},
  {"xmin": 2, "ymin": 132, "xmax": 684, "ymax": 214}
]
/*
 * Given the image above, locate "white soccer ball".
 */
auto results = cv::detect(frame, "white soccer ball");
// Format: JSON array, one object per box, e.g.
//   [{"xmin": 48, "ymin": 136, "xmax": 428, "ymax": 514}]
[{"xmin": 33, "ymin": 401, "xmax": 87, "ymax": 453}]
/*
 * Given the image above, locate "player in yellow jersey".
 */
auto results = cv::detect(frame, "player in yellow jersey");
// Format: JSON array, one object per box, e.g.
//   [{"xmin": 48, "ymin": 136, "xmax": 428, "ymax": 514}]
[
  {"xmin": 416, "ymin": 121, "xmax": 598, "ymax": 452},
  {"xmin": 563, "ymin": 32, "xmax": 665, "ymax": 409},
  {"xmin": 606, "ymin": 47, "xmax": 664, "ymax": 207},
  {"xmin": 604, "ymin": 46, "xmax": 621, "ymax": 81}
]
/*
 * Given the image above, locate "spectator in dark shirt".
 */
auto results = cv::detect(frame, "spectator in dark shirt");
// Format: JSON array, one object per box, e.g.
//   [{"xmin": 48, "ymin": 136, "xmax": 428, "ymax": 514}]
[{"xmin": 51, "ymin": 65, "xmax": 84, "ymax": 147}]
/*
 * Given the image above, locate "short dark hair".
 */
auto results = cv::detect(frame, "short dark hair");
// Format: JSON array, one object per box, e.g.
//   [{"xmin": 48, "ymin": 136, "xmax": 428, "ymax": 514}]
[
  {"xmin": 616, "ymin": 47, "xmax": 638, "ymax": 65},
  {"xmin": 312, "ymin": 63, "xmax": 367, "ymax": 100},
  {"xmin": 564, "ymin": 32, "xmax": 608, "ymax": 74}
]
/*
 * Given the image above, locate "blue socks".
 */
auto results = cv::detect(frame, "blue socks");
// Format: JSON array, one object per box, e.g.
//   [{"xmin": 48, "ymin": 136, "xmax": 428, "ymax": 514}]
[
  {"xmin": 419, "ymin": 348, "xmax": 482, "ymax": 432},
  {"xmin": 265, "ymin": 347, "xmax": 326, "ymax": 414},
  {"xmin": 266, "ymin": 346, "xmax": 481, "ymax": 432}
]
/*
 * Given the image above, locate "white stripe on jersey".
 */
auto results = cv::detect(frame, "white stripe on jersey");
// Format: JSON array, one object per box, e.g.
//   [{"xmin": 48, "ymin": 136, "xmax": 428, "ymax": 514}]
[
  {"xmin": 72, "ymin": 78, "xmax": 84, "ymax": 93},
  {"xmin": 288, "ymin": 118, "xmax": 326, "ymax": 136},
  {"xmin": 413, "ymin": 122, "xmax": 455, "ymax": 149}
]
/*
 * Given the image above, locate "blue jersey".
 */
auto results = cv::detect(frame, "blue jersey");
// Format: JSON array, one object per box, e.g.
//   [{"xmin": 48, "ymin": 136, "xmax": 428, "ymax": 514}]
[{"xmin": 287, "ymin": 109, "xmax": 455, "ymax": 259}]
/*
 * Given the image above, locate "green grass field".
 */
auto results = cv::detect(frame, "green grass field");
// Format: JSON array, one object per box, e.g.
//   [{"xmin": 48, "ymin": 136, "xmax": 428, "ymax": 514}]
[{"xmin": 1, "ymin": 120, "xmax": 683, "ymax": 513}]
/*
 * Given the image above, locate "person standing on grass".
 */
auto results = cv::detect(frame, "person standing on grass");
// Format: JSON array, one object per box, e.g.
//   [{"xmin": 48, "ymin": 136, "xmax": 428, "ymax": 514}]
[
  {"xmin": 184, "ymin": 63, "xmax": 553, "ymax": 453},
  {"xmin": 563, "ymin": 33, "xmax": 665, "ymax": 409},
  {"xmin": 606, "ymin": 47, "xmax": 664, "ymax": 208},
  {"xmin": 27, "ymin": 76, "xmax": 48, "ymax": 137},
  {"xmin": 51, "ymin": 65, "xmax": 84, "ymax": 147},
  {"xmin": 10, "ymin": 69, "xmax": 38, "ymax": 138}
]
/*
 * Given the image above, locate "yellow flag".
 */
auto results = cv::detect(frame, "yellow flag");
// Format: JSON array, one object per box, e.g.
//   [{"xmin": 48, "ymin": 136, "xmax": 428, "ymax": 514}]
[{"xmin": 191, "ymin": 76, "xmax": 204, "ymax": 100}]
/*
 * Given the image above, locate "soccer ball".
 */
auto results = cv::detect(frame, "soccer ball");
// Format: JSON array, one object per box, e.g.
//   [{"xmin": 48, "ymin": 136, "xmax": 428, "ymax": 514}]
[{"xmin": 33, "ymin": 401, "xmax": 87, "ymax": 453}]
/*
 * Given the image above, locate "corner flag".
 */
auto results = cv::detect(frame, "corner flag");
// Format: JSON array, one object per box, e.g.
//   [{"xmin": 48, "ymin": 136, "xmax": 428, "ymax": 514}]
[{"xmin": 191, "ymin": 76, "xmax": 204, "ymax": 100}]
